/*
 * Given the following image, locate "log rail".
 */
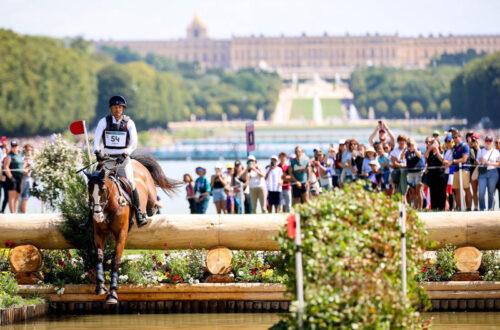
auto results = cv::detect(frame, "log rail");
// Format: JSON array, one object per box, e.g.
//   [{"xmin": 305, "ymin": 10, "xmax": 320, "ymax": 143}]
[{"xmin": 1, "ymin": 212, "xmax": 500, "ymax": 250}]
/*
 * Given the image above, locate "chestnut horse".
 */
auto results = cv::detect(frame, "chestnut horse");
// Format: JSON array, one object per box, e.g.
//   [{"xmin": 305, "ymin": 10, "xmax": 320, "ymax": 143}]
[{"xmin": 84, "ymin": 153, "xmax": 179, "ymax": 304}]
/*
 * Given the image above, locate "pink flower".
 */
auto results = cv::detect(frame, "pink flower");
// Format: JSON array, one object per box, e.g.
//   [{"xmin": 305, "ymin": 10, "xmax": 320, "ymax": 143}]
[
  {"xmin": 245, "ymin": 252, "xmax": 250, "ymax": 258},
  {"xmin": 422, "ymin": 267, "xmax": 427, "ymax": 272},
  {"xmin": 172, "ymin": 275, "xmax": 179, "ymax": 282},
  {"xmin": 188, "ymin": 242, "xmax": 193, "ymax": 249},
  {"xmin": 163, "ymin": 242, "xmax": 168, "ymax": 248},
  {"xmin": 180, "ymin": 278, "xmax": 184, "ymax": 283}
]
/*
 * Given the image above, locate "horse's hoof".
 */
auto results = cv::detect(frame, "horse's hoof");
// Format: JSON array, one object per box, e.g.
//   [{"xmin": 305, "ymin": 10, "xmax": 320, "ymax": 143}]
[
  {"xmin": 106, "ymin": 293, "xmax": 118, "ymax": 304},
  {"xmin": 95, "ymin": 285, "xmax": 107, "ymax": 296}
]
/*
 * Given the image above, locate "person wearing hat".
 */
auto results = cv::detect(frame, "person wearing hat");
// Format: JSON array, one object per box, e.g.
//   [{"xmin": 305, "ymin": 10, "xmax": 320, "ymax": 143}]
[
  {"xmin": 369, "ymin": 120, "xmax": 395, "ymax": 148},
  {"xmin": 432, "ymin": 130, "xmax": 441, "ymax": 142},
  {"xmin": 3, "ymin": 141, "xmax": 23, "ymax": 213},
  {"xmin": 361, "ymin": 146, "xmax": 377, "ymax": 180},
  {"xmin": 211, "ymin": 162, "xmax": 229, "ymax": 214},
  {"xmin": 194, "ymin": 166, "xmax": 211, "ymax": 214},
  {"xmin": 242, "ymin": 155, "xmax": 267, "ymax": 213},
  {"xmin": 91, "ymin": 95, "xmax": 147, "ymax": 227},
  {"xmin": 265, "ymin": 155, "xmax": 283, "ymax": 213}
]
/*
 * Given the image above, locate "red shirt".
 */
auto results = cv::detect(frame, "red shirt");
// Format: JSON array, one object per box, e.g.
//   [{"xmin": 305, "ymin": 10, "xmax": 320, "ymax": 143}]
[{"xmin": 278, "ymin": 163, "xmax": 290, "ymax": 190}]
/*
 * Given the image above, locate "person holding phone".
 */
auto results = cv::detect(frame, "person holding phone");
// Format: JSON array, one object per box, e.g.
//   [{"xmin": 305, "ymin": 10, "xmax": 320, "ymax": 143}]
[
  {"xmin": 369, "ymin": 120, "xmax": 395, "ymax": 148},
  {"xmin": 243, "ymin": 155, "xmax": 267, "ymax": 213},
  {"xmin": 211, "ymin": 162, "xmax": 228, "ymax": 214}
]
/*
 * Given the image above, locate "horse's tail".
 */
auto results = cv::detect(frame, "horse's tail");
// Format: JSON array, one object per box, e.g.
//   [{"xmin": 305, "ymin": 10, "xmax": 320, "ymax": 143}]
[{"xmin": 131, "ymin": 151, "xmax": 182, "ymax": 196}]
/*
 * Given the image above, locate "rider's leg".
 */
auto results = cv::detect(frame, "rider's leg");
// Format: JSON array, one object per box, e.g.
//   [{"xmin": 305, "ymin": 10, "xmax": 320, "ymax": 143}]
[{"xmin": 124, "ymin": 158, "xmax": 147, "ymax": 227}]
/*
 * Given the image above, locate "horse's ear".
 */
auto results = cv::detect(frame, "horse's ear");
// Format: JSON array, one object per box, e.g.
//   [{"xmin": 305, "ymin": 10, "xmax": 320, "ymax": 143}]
[
  {"xmin": 98, "ymin": 169, "xmax": 105, "ymax": 179},
  {"xmin": 83, "ymin": 170, "xmax": 91, "ymax": 179}
]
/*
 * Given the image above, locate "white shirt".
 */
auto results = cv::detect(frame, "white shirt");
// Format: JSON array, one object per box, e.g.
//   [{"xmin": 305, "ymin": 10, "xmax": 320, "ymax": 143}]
[
  {"xmin": 444, "ymin": 149, "xmax": 453, "ymax": 174},
  {"xmin": 389, "ymin": 147, "xmax": 406, "ymax": 170},
  {"xmin": 477, "ymin": 148, "xmax": 500, "ymax": 170},
  {"xmin": 93, "ymin": 116, "xmax": 138, "ymax": 155},
  {"xmin": 266, "ymin": 166, "xmax": 283, "ymax": 192},
  {"xmin": 248, "ymin": 165, "xmax": 266, "ymax": 189}
]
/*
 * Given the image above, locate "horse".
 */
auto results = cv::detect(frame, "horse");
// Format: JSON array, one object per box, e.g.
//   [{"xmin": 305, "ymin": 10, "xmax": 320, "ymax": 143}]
[{"xmin": 84, "ymin": 153, "xmax": 179, "ymax": 304}]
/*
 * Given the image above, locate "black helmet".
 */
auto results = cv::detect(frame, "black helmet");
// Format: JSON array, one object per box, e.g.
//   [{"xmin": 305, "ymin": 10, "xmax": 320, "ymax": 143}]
[{"xmin": 108, "ymin": 95, "xmax": 127, "ymax": 108}]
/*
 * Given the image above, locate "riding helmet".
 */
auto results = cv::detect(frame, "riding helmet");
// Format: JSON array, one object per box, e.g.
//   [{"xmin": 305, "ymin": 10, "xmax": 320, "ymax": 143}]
[{"xmin": 108, "ymin": 95, "xmax": 127, "ymax": 108}]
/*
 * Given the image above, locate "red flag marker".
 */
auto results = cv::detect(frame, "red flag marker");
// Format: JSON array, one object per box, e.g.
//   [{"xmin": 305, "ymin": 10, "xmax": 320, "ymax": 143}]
[
  {"xmin": 69, "ymin": 120, "xmax": 85, "ymax": 135},
  {"xmin": 287, "ymin": 214, "xmax": 296, "ymax": 238}
]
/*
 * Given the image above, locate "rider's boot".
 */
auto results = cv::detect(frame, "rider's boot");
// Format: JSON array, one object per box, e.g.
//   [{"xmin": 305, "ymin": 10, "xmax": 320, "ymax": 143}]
[{"xmin": 132, "ymin": 188, "xmax": 148, "ymax": 227}]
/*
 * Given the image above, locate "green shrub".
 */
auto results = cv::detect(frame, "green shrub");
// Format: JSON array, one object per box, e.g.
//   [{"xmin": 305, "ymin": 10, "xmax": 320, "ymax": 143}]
[
  {"xmin": 416, "ymin": 245, "xmax": 456, "ymax": 282},
  {"xmin": 480, "ymin": 251, "xmax": 500, "ymax": 281},
  {"xmin": 273, "ymin": 183, "xmax": 428, "ymax": 329},
  {"xmin": 0, "ymin": 271, "xmax": 45, "ymax": 308}
]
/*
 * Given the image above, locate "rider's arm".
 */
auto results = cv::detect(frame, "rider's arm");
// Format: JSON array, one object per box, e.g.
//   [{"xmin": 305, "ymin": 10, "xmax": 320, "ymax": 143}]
[
  {"xmin": 93, "ymin": 118, "xmax": 106, "ymax": 153},
  {"xmin": 125, "ymin": 119, "xmax": 138, "ymax": 155}
]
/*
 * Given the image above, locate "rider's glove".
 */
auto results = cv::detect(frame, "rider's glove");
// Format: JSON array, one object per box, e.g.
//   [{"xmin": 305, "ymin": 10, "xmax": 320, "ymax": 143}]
[
  {"xmin": 95, "ymin": 150, "xmax": 105, "ymax": 162},
  {"xmin": 116, "ymin": 153, "xmax": 128, "ymax": 164}
]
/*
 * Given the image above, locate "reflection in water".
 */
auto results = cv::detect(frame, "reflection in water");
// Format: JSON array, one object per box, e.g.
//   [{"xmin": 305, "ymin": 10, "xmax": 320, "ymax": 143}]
[
  {"xmin": 426, "ymin": 312, "xmax": 500, "ymax": 330},
  {"xmin": 5, "ymin": 313, "xmax": 282, "ymax": 330},
  {"xmin": 6, "ymin": 312, "xmax": 500, "ymax": 330}
]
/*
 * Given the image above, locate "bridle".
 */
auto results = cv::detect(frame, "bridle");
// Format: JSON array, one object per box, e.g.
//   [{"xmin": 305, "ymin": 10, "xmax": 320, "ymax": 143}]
[{"xmin": 89, "ymin": 175, "xmax": 126, "ymax": 224}]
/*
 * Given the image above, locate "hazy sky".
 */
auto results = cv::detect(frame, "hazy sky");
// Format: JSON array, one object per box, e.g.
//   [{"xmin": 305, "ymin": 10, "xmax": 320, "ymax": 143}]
[{"xmin": 1, "ymin": 0, "xmax": 499, "ymax": 40}]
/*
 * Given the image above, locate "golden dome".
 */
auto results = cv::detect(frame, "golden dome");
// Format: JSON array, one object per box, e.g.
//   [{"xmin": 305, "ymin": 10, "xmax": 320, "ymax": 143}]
[{"xmin": 189, "ymin": 12, "xmax": 206, "ymax": 29}]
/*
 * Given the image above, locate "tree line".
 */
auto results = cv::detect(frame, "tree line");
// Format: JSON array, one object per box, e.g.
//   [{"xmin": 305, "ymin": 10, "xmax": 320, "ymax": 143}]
[
  {"xmin": 450, "ymin": 51, "xmax": 500, "ymax": 128},
  {"xmin": 0, "ymin": 31, "xmax": 281, "ymax": 135}
]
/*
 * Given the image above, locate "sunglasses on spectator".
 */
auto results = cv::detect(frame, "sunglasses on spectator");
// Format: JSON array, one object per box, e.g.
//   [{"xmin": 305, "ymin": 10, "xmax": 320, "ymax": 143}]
[{"xmin": 485, "ymin": 139, "xmax": 493, "ymax": 143}]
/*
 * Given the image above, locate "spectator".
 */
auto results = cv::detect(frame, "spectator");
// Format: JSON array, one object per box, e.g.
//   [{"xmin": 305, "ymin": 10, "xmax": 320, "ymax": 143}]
[
  {"xmin": 327, "ymin": 146, "xmax": 340, "ymax": 188},
  {"xmin": 244, "ymin": 155, "xmax": 267, "ymax": 213},
  {"xmin": 314, "ymin": 150, "xmax": 332, "ymax": 191},
  {"xmin": 390, "ymin": 135, "xmax": 408, "ymax": 195},
  {"xmin": 368, "ymin": 159, "xmax": 381, "ymax": 190},
  {"xmin": 20, "ymin": 143, "xmax": 34, "ymax": 214},
  {"xmin": 467, "ymin": 133, "xmax": 480, "ymax": 210},
  {"xmin": 425, "ymin": 139, "xmax": 447, "ymax": 210},
  {"xmin": 277, "ymin": 152, "xmax": 291, "ymax": 213},
  {"xmin": 289, "ymin": 146, "xmax": 311, "ymax": 205},
  {"xmin": 340, "ymin": 139, "xmax": 356, "ymax": 183},
  {"xmin": 194, "ymin": 166, "xmax": 211, "ymax": 214},
  {"xmin": 3, "ymin": 141, "xmax": 23, "ymax": 213},
  {"xmin": 0, "ymin": 137, "xmax": 8, "ymax": 213},
  {"xmin": 400, "ymin": 138, "xmax": 424, "ymax": 208},
  {"xmin": 353, "ymin": 144, "xmax": 365, "ymax": 180},
  {"xmin": 451, "ymin": 131, "xmax": 472, "ymax": 211},
  {"xmin": 265, "ymin": 155, "xmax": 283, "ymax": 213},
  {"xmin": 432, "ymin": 130, "xmax": 441, "ymax": 142},
  {"xmin": 376, "ymin": 143, "xmax": 391, "ymax": 195},
  {"xmin": 361, "ymin": 147, "xmax": 377, "ymax": 180},
  {"xmin": 183, "ymin": 173, "xmax": 196, "ymax": 214},
  {"xmin": 442, "ymin": 134, "xmax": 455, "ymax": 210},
  {"xmin": 369, "ymin": 121, "xmax": 395, "ymax": 148},
  {"xmin": 233, "ymin": 160, "xmax": 248, "ymax": 214},
  {"xmin": 496, "ymin": 138, "xmax": 500, "ymax": 209},
  {"xmin": 224, "ymin": 186, "xmax": 235, "ymax": 214},
  {"xmin": 477, "ymin": 136, "xmax": 500, "ymax": 211},
  {"xmin": 211, "ymin": 162, "xmax": 229, "ymax": 214}
]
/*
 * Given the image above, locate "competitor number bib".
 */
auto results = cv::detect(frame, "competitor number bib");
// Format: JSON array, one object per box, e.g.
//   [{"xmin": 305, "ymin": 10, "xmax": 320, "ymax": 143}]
[{"xmin": 104, "ymin": 131, "xmax": 127, "ymax": 148}]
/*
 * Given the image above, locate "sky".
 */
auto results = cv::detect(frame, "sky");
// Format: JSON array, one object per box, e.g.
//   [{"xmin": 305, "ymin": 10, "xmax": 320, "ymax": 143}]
[{"xmin": 1, "ymin": 0, "xmax": 499, "ymax": 41}]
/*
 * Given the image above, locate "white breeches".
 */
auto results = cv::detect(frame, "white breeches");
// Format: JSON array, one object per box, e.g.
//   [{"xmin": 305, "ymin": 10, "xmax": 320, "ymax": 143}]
[{"xmin": 103, "ymin": 157, "xmax": 136, "ymax": 190}]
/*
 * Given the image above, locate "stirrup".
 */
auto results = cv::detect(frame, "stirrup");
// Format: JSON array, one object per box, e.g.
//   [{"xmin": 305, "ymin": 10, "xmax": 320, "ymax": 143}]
[{"xmin": 136, "ymin": 212, "xmax": 148, "ymax": 227}]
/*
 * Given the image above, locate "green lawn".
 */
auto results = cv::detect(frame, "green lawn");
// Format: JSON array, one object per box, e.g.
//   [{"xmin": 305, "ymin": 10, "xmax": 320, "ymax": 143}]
[
  {"xmin": 290, "ymin": 98, "xmax": 313, "ymax": 120},
  {"xmin": 290, "ymin": 98, "xmax": 343, "ymax": 121},
  {"xmin": 321, "ymin": 98, "xmax": 343, "ymax": 119}
]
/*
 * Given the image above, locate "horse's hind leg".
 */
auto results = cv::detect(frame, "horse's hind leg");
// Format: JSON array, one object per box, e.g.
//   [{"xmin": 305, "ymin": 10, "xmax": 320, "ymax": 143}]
[
  {"xmin": 94, "ymin": 232, "xmax": 107, "ymax": 296},
  {"xmin": 106, "ymin": 229, "xmax": 127, "ymax": 305}
]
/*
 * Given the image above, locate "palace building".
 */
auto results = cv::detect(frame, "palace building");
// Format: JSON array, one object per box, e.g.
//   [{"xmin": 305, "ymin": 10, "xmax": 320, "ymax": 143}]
[{"xmin": 95, "ymin": 14, "xmax": 500, "ymax": 79}]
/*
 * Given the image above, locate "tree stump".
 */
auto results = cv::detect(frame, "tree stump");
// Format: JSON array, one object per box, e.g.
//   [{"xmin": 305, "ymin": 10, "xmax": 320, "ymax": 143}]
[
  {"xmin": 206, "ymin": 246, "xmax": 232, "ymax": 275},
  {"xmin": 8, "ymin": 244, "xmax": 43, "ymax": 284},
  {"xmin": 452, "ymin": 246, "xmax": 482, "ymax": 281},
  {"xmin": 205, "ymin": 246, "xmax": 233, "ymax": 283}
]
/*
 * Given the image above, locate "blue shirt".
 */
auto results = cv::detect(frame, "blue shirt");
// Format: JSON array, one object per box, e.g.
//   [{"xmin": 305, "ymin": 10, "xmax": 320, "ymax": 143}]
[
  {"xmin": 452, "ymin": 142, "xmax": 470, "ymax": 171},
  {"xmin": 194, "ymin": 175, "xmax": 211, "ymax": 195}
]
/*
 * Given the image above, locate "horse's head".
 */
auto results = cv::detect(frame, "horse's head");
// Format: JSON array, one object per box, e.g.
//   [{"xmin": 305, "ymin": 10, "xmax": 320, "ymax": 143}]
[{"xmin": 83, "ymin": 169, "xmax": 109, "ymax": 223}]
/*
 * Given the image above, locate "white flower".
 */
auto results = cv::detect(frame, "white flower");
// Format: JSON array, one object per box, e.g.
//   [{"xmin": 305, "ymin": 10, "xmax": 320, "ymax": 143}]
[
  {"xmin": 194, "ymin": 280, "xmax": 200, "ymax": 284},
  {"xmin": 80, "ymin": 274, "xmax": 86, "ymax": 279},
  {"xmin": 238, "ymin": 270, "xmax": 244, "ymax": 276},
  {"xmin": 56, "ymin": 287, "xmax": 65, "ymax": 295},
  {"xmin": 189, "ymin": 278, "xmax": 194, "ymax": 284}
]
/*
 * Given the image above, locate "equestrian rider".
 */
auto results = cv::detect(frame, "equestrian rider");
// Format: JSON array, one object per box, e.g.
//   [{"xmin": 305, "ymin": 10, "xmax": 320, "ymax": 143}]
[{"xmin": 93, "ymin": 95, "xmax": 148, "ymax": 227}]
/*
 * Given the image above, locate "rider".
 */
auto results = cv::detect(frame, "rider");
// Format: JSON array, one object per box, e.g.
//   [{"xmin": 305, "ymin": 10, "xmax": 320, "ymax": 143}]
[{"xmin": 88, "ymin": 95, "xmax": 147, "ymax": 227}]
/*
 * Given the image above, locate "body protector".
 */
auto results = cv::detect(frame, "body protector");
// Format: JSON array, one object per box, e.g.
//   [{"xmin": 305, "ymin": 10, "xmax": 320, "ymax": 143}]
[{"xmin": 102, "ymin": 115, "xmax": 130, "ymax": 150}]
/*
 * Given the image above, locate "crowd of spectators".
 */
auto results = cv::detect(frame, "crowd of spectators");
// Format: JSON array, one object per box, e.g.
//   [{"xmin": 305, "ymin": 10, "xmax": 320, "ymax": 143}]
[
  {"xmin": 183, "ymin": 122, "xmax": 500, "ymax": 214},
  {"xmin": 0, "ymin": 136, "xmax": 35, "ymax": 214}
]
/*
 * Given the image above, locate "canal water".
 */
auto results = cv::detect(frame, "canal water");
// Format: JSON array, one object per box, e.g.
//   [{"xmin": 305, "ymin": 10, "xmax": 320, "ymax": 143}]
[{"xmin": 5, "ymin": 312, "xmax": 500, "ymax": 329}]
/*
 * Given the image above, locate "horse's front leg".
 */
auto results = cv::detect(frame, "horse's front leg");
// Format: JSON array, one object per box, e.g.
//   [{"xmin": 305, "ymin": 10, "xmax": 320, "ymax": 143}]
[
  {"xmin": 106, "ymin": 229, "xmax": 127, "ymax": 304},
  {"xmin": 94, "ymin": 231, "xmax": 107, "ymax": 296}
]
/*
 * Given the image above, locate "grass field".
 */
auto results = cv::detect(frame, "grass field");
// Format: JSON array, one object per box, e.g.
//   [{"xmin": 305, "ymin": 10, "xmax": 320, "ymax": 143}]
[{"xmin": 290, "ymin": 98, "xmax": 343, "ymax": 120}]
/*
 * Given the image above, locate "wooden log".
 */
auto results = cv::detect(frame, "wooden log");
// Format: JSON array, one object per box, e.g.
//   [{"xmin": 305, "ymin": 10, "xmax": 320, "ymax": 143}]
[
  {"xmin": 454, "ymin": 246, "xmax": 482, "ymax": 272},
  {"xmin": 423, "ymin": 281, "xmax": 500, "ymax": 291},
  {"xmin": 9, "ymin": 244, "xmax": 42, "ymax": 273},
  {"xmin": 2, "ymin": 211, "xmax": 500, "ymax": 250},
  {"xmin": 206, "ymin": 246, "xmax": 232, "ymax": 275}
]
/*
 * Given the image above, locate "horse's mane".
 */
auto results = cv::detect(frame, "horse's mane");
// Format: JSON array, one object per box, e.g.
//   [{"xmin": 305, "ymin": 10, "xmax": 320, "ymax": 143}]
[{"xmin": 131, "ymin": 151, "xmax": 182, "ymax": 196}]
